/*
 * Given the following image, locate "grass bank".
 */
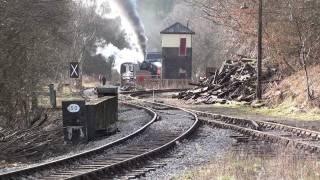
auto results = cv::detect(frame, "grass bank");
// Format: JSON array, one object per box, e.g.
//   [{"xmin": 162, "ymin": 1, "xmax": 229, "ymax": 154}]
[
  {"xmin": 222, "ymin": 100, "xmax": 320, "ymax": 121},
  {"xmin": 176, "ymin": 149, "xmax": 320, "ymax": 180},
  {"xmin": 159, "ymin": 97, "xmax": 320, "ymax": 122}
]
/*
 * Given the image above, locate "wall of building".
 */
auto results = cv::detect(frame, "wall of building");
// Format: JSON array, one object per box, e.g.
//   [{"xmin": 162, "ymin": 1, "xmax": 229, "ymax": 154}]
[
  {"xmin": 161, "ymin": 34, "xmax": 192, "ymax": 48},
  {"xmin": 162, "ymin": 48, "xmax": 192, "ymax": 79}
]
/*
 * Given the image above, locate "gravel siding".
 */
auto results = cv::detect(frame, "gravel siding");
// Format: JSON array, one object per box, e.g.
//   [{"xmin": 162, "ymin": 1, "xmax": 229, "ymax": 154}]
[
  {"xmin": 0, "ymin": 105, "xmax": 152, "ymax": 173},
  {"xmin": 145, "ymin": 125, "xmax": 234, "ymax": 179}
]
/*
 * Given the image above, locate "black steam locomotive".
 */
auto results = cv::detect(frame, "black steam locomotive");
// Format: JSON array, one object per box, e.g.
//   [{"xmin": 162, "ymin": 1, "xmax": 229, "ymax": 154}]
[{"xmin": 120, "ymin": 61, "xmax": 160, "ymax": 87}]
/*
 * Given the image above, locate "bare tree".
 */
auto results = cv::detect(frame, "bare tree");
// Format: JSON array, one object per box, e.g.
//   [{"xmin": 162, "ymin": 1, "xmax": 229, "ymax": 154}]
[
  {"xmin": 287, "ymin": 0, "xmax": 320, "ymax": 99},
  {"xmin": 0, "ymin": 0, "xmax": 128, "ymax": 129},
  {"xmin": 0, "ymin": 0, "xmax": 72, "ymax": 128}
]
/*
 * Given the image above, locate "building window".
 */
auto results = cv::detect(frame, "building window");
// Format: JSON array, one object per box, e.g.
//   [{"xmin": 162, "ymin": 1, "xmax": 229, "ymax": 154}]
[{"xmin": 179, "ymin": 38, "xmax": 187, "ymax": 56}]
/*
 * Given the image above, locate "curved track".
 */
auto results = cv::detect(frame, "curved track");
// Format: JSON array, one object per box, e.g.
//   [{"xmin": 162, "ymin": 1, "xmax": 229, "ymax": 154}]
[
  {"xmin": 3, "ymin": 88, "xmax": 319, "ymax": 179},
  {"xmin": 0, "ymin": 95, "xmax": 199, "ymax": 180},
  {"xmin": 0, "ymin": 103, "xmax": 155, "ymax": 179},
  {"xmin": 125, "ymin": 89, "xmax": 320, "ymax": 154},
  {"xmin": 195, "ymin": 110, "xmax": 320, "ymax": 153}
]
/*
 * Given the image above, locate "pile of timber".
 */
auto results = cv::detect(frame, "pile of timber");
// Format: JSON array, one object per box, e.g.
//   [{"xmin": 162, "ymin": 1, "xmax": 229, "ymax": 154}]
[{"xmin": 177, "ymin": 58, "xmax": 257, "ymax": 104}]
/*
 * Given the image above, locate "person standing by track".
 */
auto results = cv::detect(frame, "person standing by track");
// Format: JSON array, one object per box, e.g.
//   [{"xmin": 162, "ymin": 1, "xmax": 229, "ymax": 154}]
[{"xmin": 102, "ymin": 76, "xmax": 107, "ymax": 86}]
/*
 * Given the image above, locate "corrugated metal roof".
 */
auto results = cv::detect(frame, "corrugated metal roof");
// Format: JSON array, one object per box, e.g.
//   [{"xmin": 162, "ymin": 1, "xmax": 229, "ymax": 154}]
[{"xmin": 160, "ymin": 22, "xmax": 195, "ymax": 34}]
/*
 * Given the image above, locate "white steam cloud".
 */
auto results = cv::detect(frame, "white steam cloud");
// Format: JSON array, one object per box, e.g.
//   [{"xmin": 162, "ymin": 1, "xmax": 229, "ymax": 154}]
[{"xmin": 79, "ymin": 0, "xmax": 145, "ymax": 72}]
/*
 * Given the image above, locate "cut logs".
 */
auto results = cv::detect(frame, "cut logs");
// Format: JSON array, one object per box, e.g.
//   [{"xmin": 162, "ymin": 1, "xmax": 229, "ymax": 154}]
[{"xmin": 176, "ymin": 58, "xmax": 257, "ymax": 104}]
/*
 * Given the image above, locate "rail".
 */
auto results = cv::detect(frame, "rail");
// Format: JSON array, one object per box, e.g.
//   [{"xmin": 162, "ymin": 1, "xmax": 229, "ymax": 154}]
[
  {"xmin": 0, "ymin": 89, "xmax": 199, "ymax": 179},
  {"xmin": 0, "ymin": 102, "xmax": 157, "ymax": 179}
]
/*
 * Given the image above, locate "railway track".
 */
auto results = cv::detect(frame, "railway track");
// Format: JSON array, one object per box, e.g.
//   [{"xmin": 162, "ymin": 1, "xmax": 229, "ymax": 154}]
[
  {"xmin": 127, "ymin": 89, "xmax": 320, "ymax": 154},
  {"xmin": 0, "ymin": 98, "xmax": 199, "ymax": 180},
  {"xmin": 2, "ymin": 89, "xmax": 320, "ymax": 179},
  {"xmin": 195, "ymin": 110, "xmax": 320, "ymax": 154}
]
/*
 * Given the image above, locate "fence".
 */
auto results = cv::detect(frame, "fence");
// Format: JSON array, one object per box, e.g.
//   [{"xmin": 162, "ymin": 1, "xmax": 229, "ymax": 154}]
[{"xmin": 136, "ymin": 76, "xmax": 192, "ymax": 89}]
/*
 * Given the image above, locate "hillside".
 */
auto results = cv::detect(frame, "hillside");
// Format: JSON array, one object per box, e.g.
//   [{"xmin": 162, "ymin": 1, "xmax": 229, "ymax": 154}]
[{"xmin": 265, "ymin": 65, "xmax": 320, "ymax": 111}]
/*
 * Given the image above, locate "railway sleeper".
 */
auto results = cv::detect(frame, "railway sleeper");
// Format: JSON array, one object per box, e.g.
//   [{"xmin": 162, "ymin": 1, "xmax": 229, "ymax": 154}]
[
  {"xmin": 198, "ymin": 111, "xmax": 320, "ymax": 131},
  {"xmin": 113, "ymin": 152, "xmax": 141, "ymax": 156},
  {"xmin": 141, "ymin": 167, "xmax": 157, "ymax": 171},
  {"xmin": 0, "ymin": 99, "xmax": 199, "ymax": 180},
  {"xmin": 198, "ymin": 110, "xmax": 320, "ymax": 143},
  {"xmin": 91, "ymin": 160, "xmax": 120, "ymax": 164},
  {"xmin": 204, "ymin": 118, "xmax": 320, "ymax": 153},
  {"xmin": 79, "ymin": 165, "xmax": 107, "ymax": 168}
]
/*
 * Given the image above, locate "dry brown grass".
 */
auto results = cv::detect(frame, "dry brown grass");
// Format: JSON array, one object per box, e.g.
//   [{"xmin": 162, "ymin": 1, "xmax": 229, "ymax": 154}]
[
  {"xmin": 82, "ymin": 75, "xmax": 100, "ymax": 88},
  {"xmin": 178, "ymin": 148, "xmax": 320, "ymax": 180},
  {"xmin": 265, "ymin": 65, "xmax": 320, "ymax": 109}
]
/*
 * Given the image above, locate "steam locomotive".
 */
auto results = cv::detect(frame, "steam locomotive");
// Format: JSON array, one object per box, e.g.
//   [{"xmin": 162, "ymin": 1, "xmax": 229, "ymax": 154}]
[{"xmin": 120, "ymin": 61, "xmax": 161, "ymax": 87}]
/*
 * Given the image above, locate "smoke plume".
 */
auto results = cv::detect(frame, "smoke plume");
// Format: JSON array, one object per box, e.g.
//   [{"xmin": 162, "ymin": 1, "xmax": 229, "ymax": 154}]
[{"xmin": 115, "ymin": 0, "xmax": 147, "ymax": 55}]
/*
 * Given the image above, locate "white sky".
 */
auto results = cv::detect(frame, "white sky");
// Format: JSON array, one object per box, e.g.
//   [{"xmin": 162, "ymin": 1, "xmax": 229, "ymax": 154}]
[{"xmin": 78, "ymin": 0, "xmax": 145, "ymax": 72}]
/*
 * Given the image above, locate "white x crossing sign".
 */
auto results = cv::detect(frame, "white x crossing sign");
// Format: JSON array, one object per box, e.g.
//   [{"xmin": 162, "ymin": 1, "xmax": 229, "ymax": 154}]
[{"xmin": 70, "ymin": 62, "xmax": 80, "ymax": 78}]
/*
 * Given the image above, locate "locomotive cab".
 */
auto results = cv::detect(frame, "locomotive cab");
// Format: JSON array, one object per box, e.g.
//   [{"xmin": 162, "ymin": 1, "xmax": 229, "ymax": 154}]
[{"xmin": 120, "ymin": 63, "xmax": 137, "ymax": 87}]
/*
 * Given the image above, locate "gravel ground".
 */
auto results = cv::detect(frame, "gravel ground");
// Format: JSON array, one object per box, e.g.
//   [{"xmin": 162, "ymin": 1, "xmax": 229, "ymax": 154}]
[
  {"xmin": 80, "ymin": 105, "xmax": 152, "ymax": 151},
  {"xmin": 143, "ymin": 125, "xmax": 283, "ymax": 180},
  {"xmin": 144, "ymin": 125, "xmax": 235, "ymax": 179},
  {"xmin": 86, "ymin": 107, "xmax": 196, "ymax": 164},
  {"xmin": 116, "ymin": 94, "xmax": 316, "ymax": 179},
  {"xmin": 0, "ymin": 105, "xmax": 152, "ymax": 174},
  {"xmin": 98, "ymin": 108, "xmax": 195, "ymax": 160},
  {"xmin": 1, "ymin": 93, "xmax": 290, "ymax": 178},
  {"xmin": 26, "ymin": 102, "xmax": 196, "ymax": 179},
  {"xmin": 153, "ymin": 109, "xmax": 195, "ymax": 132},
  {"xmin": 0, "ymin": 100, "xmax": 196, "ymax": 177}
]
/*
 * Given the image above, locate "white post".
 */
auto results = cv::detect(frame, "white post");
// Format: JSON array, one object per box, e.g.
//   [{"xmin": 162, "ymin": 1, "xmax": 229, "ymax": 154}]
[{"xmin": 153, "ymin": 85, "xmax": 155, "ymax": 102}]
